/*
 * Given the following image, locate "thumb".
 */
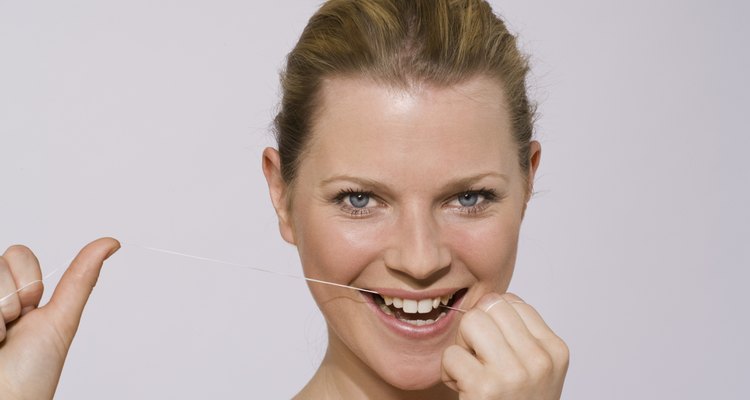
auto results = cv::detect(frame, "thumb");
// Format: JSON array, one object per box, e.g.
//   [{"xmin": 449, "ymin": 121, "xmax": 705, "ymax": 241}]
[{"xmin": 46, "ymin": 237, "xmax": 120, "ymax": 342}]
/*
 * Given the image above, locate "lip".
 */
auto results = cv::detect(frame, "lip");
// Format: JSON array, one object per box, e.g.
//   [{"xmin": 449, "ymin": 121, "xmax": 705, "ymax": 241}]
[{"xmin": 360, "ymin": 288, "xmax": 466, "ymax": 339}]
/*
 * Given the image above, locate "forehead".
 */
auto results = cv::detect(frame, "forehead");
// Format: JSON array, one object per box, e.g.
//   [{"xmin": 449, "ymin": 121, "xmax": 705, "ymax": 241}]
[{"xmin": 300, "ymin": 76, "xmax": 519, "ymax": 189}]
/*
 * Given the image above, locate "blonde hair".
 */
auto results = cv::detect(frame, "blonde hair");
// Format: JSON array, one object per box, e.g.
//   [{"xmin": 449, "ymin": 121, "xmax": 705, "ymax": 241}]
[{"xmin": 274, "ymin": 0, "xmax": 534, "ymax": 184}]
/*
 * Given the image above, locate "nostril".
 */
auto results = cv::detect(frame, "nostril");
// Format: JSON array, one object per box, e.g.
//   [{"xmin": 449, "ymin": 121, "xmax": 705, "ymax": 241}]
[{"xmin": 383, "ymin": 215, "xmax": 450, "ymax": 275}]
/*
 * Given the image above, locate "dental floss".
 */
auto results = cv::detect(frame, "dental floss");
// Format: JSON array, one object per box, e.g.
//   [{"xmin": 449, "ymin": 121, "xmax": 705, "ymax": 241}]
[
  {"xmin": 483, "ymin": 299, "xmax": 504, "ymax": 313},
  {"xmin": 0, "ymin": 267, "xmax": 61, "ymax": 304},
  {"xmin": 124, "ymin": 242, "xmax": 465, "ymax": 312},
  {"xmin": 0, "ymin": 242, "xmax": 466, "ymax": 313},
  {"xmin": 439, "ymin": 305, "xmax": 466, "ymax": 313},
  {"xmin": 119, "ymin": 241, "xmax": 381, "ymax": 295}
]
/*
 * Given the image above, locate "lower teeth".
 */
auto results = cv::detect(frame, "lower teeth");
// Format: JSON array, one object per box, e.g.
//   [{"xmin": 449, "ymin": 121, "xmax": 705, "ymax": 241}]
[{"xmin": 399, "ymin": 313, "xmax": 446, "ymax": 326}]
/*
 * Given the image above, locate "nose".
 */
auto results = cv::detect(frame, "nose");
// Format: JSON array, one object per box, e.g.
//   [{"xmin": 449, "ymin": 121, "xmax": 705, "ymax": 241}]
[{"xmin": 384, "ymin": 207, "xmax": 452, "ymax": 281}]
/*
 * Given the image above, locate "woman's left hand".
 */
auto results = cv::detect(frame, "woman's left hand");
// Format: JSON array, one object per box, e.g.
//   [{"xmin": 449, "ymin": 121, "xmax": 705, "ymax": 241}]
[{"xmin": 441, "ymin": 292, "xmax": 569, "ymax": 399}]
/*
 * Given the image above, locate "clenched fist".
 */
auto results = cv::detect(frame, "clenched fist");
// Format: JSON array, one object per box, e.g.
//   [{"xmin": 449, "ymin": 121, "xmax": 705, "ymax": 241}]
[{"xmin": 442, "ymin": 292, "xmax": 569, "ymax": 399}]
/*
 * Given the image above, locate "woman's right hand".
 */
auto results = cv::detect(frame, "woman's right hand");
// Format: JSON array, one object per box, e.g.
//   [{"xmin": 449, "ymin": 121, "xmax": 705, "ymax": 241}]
[
  {"xmin": 0, "ymin": 238, "xmax": 119, "ymax": 400},
  {"xmin": 441, "ymin": 292, "xmax": 569, "ymax": 399}
]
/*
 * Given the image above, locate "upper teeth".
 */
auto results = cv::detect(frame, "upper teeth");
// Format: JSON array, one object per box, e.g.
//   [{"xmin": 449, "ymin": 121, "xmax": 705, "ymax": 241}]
[{"xmin": 382, "ymin": 294, "xmax": 452, "ymax": 314}]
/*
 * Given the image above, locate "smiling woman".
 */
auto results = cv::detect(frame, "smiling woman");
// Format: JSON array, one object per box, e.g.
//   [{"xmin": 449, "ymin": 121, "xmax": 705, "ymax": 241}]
[
  {"xmin": 263, "ymin": 77, "xmax": 550, "ymax": 397},
  {"xmin": 0, "ymin": 0, "xmax": 568, "ymax": 399},
  {"xmin": 259, "ymin": 0, "xmax": 568, "ymax": 398}
]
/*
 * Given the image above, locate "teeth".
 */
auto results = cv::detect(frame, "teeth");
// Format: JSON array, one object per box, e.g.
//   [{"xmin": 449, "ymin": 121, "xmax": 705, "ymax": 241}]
[
  {"xmin": 402, "ymin": 299, "xmax": 418, "ymax": 313},
  {"xmin": 379, "ymin": 303, "xmax": 394, "ymax": 316},
  {"xmin": 398, "ymin": 312, "xmax": 447, "ymax": 326},
  {"xmin": 380, "ymin": 293, "xmax": 454, "ymax": 314},
  {"xmin": 417, "ymin": 299, "xmax": 433, "ymax": 314}
]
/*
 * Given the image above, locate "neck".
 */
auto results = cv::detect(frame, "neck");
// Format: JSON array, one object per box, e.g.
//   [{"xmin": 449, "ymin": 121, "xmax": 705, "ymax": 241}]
[{"xmin": 294, "ymin": 328, "xmax": 456, "ymax": 400}]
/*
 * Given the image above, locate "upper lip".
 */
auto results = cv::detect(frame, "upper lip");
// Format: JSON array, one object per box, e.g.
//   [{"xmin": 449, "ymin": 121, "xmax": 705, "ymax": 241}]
[{"xmin": 366, "ymin": 287, "xmax": 464, "ymax": 300}]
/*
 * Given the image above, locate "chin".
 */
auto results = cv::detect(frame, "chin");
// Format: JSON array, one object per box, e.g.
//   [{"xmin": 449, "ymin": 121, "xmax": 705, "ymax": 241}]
[{"xmin": 374, "ymin": 349, "xmax": 446, "ymax": 391}]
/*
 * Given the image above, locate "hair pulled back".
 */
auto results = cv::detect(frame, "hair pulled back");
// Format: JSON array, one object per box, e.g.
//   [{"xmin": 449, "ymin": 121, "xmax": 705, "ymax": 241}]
[{"xmin": 274, "ymin": 0, "xmax": 535, "ymax": 185}]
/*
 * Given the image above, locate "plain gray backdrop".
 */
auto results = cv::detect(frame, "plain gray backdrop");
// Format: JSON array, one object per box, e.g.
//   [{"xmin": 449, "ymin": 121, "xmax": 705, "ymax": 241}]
[{"xmin": 1, "ymin": 0, "xmax": 747, "ymax": 398}]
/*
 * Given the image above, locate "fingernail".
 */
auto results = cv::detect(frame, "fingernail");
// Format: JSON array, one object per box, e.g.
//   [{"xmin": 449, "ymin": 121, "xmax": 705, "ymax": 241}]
[
  {"xmin": 105, "ymin": 242, "xmax": 121, "ymax": 260},
  {"xmin": 504, "ymin": 292, "xmax": 525, "ymax": 303},
  {"xmin": 476, "ymin": 293, "xmax": 504, "ymax": 312}
]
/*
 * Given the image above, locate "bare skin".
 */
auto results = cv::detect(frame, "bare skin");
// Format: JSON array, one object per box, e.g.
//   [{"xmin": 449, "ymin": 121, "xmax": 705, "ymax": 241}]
[
  {"xmin": 0, "ymin": 238, "xmax": 119, "ymax": 400},
  {"xmin": 263, "ymin": 76, "xmax": 569, "ymax": 399}
]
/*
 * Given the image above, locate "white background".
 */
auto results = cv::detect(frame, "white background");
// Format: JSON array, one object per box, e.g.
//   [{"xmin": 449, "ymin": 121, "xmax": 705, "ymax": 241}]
[{"xmin": 1, "ymin": 0, "xmax": 747, "ymax": 398}]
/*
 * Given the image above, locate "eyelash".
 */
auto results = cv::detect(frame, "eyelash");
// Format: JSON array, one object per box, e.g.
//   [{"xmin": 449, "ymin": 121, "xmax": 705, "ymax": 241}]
[
  {"xmin": 452, "ymin": 187, "xmax": 500, "ymax": 215},
  {"xmin": 332, "ymin": 187, "xmax": 501, "ymax": 217},
  {"xmin": 333, "ymin": 188, "xmax": 377, "ymax": 217}
]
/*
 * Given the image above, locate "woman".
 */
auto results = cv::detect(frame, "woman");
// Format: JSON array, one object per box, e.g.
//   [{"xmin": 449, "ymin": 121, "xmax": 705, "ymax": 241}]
[{"xmin": 0, "ymin": 1, "xmax": 568, "ymax": 398}]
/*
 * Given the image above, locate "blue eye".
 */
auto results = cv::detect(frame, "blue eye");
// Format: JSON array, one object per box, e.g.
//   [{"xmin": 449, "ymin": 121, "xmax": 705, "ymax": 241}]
[
  {"xmin": 333, "ymin": 188, "xmax": 378, "ymax": 217},
  {"xmin": 349, "ymin": 193, "xmax": 370, "ymax": 208},
  {"xmin": 450, "ymin": 188, "xmax": 500, "ymax": 214},
  {"xmin": 458, "ymin": 192, "xmax": 479, "ymax": 207}
]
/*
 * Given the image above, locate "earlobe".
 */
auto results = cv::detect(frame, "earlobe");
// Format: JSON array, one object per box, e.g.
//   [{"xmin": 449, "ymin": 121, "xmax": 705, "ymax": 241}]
[{"xmin": 261, "ymin": 147, "xmax": 296, "ymax": 245}]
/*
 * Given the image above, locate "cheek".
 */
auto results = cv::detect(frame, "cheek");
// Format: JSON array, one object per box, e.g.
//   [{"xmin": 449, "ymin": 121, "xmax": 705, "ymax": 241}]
[
  {"xmin": 446, "ymin": 214, "xmax": 521, "ymax": 288},
  {"xmin": 294, "ymin": 210, "xmax": 386, "ymax": 285}
]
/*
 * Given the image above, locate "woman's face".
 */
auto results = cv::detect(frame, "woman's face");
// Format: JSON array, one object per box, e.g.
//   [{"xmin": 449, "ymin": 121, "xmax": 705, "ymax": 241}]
[{"xmin": 265, "ymin": 76, "xmax": 539, "ymax": 390}]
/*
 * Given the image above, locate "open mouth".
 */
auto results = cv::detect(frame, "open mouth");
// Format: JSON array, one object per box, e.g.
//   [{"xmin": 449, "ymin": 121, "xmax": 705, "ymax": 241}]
[{"xmin": 369, "ymin": 288, "xmax": 467, "ymax": 326}]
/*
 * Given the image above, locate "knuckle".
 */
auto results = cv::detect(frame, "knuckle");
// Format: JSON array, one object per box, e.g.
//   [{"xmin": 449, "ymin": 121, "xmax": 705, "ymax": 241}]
[
  {"xmin": 554, "ymin": 342, "xmax": 571, "ymax": 371},
  {"xmin": 4, "ymin": 244, "xmax": 36, "ymax": 263},
  {"xmin": 548, "ymin": 335, "xmax": 570, "ymax": 363},
  {"xmin": 0, "ymin": 300, "xmax": 21, "ymax": 322},
  {"xmin": 527, "ymin": 350, "xmax": 554, "ymax": 377},
  {"xmin": 19, "ymin": 281, "xmax": 44, "ymax": 302}
]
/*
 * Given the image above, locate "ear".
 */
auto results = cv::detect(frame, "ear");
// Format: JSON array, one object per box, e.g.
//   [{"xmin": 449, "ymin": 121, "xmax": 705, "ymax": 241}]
[
  {"xmin": 523, "ymin": 140, "xmax": 542, "ymax": 208},
  {"xmin": 527, "ymin": 140, "xmax": 542, "ymax": 196},
  {"xmin": 262, "ymin": 147, "xmax": 296, "ymax": 245}
]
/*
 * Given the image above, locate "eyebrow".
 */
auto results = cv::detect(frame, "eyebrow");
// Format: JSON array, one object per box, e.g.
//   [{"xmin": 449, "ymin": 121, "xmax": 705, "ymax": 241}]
[{"xmin": 319, "ymin": 172, "xmax": 509, "ymax": 193}]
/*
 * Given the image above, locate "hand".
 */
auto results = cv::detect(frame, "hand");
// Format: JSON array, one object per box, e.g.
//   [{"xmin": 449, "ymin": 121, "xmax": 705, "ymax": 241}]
[
  {"xmin": 441, "ymin": 292, "xmax": 569, "ymax": 399},
  {"xmin": 0, "ymin": 238, "xmax": 120, "ymax": 400}
]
